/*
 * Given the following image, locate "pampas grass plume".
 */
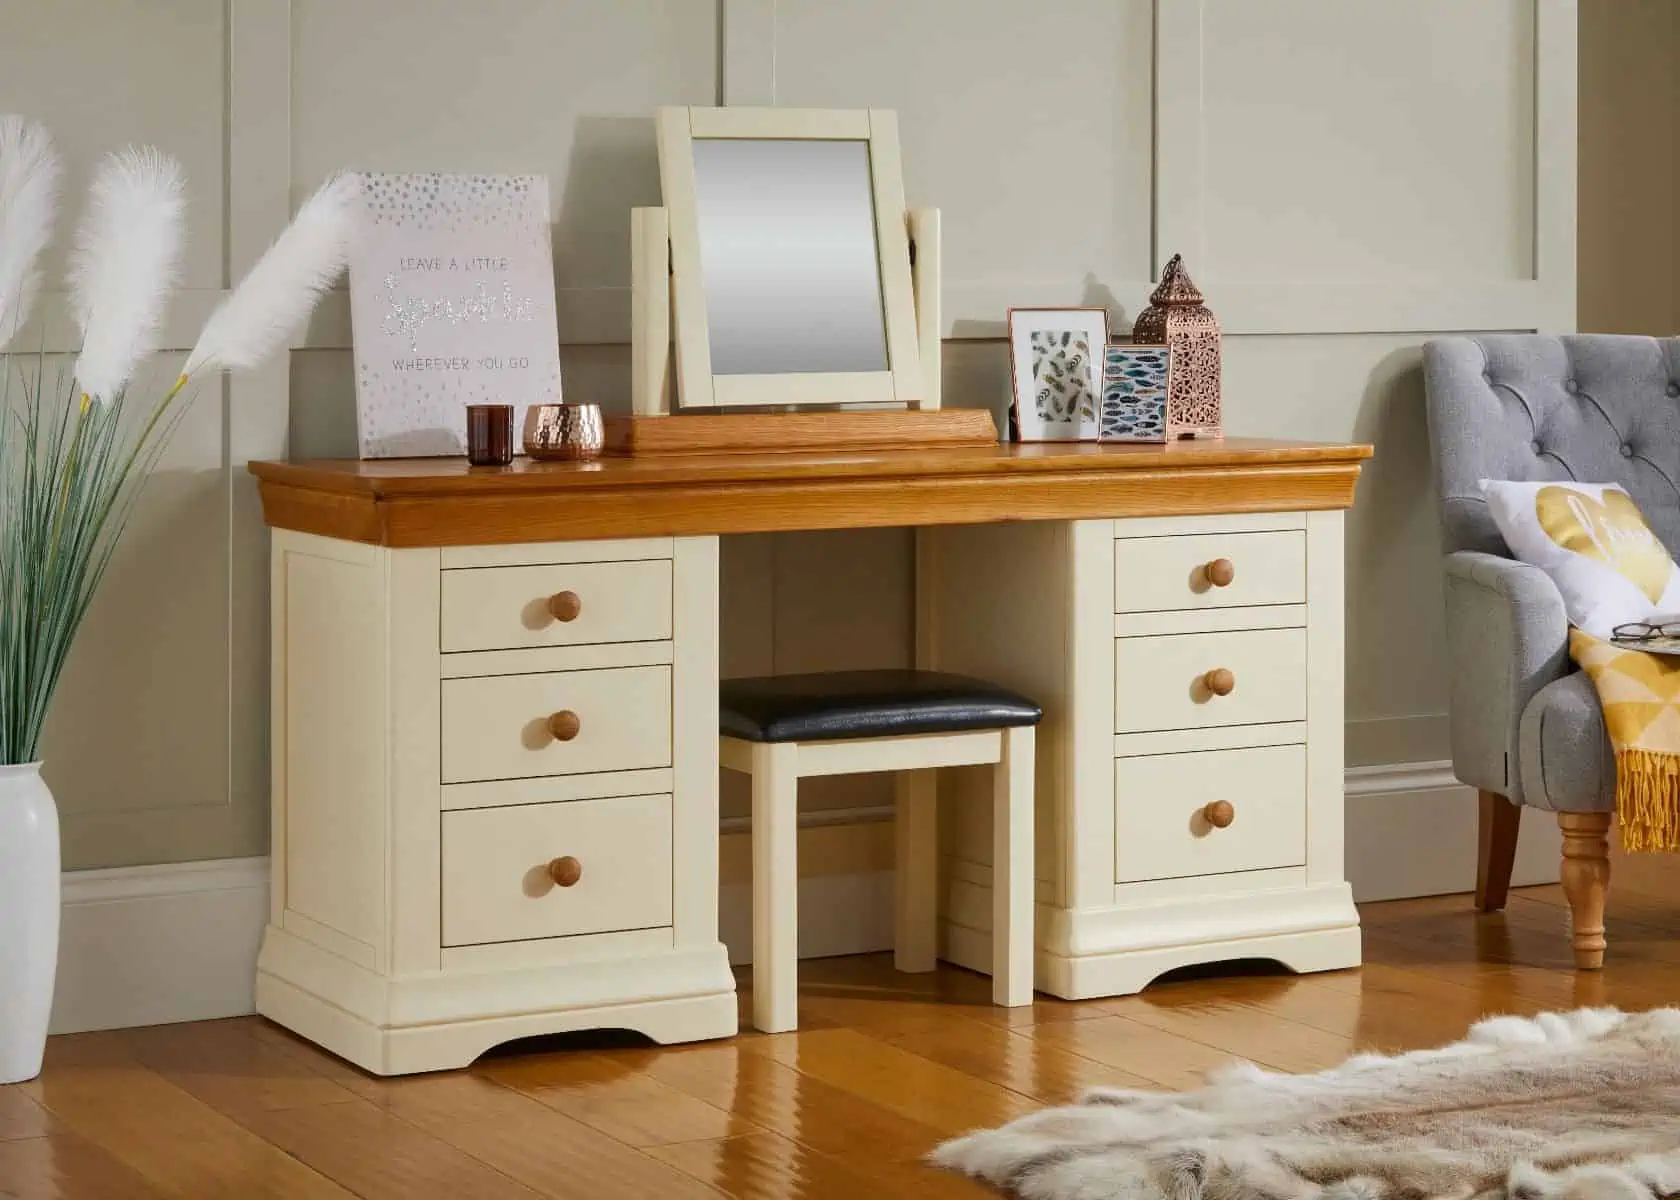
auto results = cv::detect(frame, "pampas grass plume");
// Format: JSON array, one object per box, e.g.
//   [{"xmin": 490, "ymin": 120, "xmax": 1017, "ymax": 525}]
[
  {"xmin": 68, "ymin": 146, "xmax": 185, "ymax": 403},
  {"xmin": 182, "ymin": 172, "xmax": 359, "ymax": 381},
  {"xmin": 0, "ymin": 115, "xmax": 62, "ymax": 347}
]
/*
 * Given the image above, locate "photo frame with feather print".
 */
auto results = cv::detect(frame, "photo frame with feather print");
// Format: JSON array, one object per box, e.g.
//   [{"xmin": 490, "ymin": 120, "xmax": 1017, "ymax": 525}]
[{"xmin": 1007, "ymin": 307, "xmax": 1110, "ymax": 442}]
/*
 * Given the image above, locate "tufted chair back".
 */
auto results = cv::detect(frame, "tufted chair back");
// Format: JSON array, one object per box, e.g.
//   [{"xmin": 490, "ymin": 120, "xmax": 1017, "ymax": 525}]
[{"xmin": 1424, "ymin": 335, "xmax": 1680, "ymax": 557}]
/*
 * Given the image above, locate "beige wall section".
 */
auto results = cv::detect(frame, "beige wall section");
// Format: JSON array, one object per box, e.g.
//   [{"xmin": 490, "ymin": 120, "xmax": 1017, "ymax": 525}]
[
  {"xmin": 10, "ymin": 0, "xmax": 722, "ymax": 870},
  {"xmin": 2, "ymin": 1, "xmax": 226, "ymax": 291},
  {"xmin": 1201, "ymin": 1, "xmax": 1537, "ymax": 285},
  {"xmin": 767, "ymin": 0, "xmax": 1155, "ymax": 316},
  {"xmin": 768, "ymin": 0, "xmax": 1570, "ymax": 773},
  {"xmin": 8, "ymin": 0, "xmax": 255, "ymax": 869},
  {"xmin": 1578, "ymin": 0, "xmax": 1679, "ymax": 335},
  {"xmin": 6, "ymin": 0, "xmax": 1595, "ymax": 867}
]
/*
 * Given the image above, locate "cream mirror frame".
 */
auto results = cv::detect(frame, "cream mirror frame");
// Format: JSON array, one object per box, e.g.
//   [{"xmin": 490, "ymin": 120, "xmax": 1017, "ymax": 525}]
[{"xmin": 656, "ymin": 106, "xmax": 923, "ymax": 410}]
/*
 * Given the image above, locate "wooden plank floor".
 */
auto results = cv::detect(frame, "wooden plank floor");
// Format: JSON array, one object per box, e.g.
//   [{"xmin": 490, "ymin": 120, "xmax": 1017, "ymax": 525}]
[{"xmin": 8, "ymin": 873, "xmax": 1680, "ymax": 1198}]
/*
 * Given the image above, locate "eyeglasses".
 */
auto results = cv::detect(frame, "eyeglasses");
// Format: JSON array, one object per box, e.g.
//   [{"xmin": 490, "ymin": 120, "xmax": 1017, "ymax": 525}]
[{"xmin": 1612, "ymin": 620, "xmax": 1680, "ymax": 641}]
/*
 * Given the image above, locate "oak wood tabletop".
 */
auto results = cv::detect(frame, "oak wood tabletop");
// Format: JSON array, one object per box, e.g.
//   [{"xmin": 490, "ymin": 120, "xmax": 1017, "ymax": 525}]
[
  {"xmin": 249, "ymin": 436, "xmax": 1373, "ymax": 495},
  {"xmin": 250, "ymin": 436, "xmax": 1373, "ymax": 547}
]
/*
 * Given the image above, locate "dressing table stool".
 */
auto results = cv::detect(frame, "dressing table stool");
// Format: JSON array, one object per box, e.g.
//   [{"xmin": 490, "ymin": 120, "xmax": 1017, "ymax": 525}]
[{"xmin": 719, "ymin": 669, "xmax": 1043, "ymax": 1032}]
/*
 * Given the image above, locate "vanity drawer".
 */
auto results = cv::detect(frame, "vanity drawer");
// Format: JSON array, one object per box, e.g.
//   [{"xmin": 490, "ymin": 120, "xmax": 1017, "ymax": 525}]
[
  {"xmin": 441, "ymin": 793, "xmax": 673, "ymax": 946},
  {"xmin": 1114, "ymin": 531, "xmax": 1305, "ymax": 613},
  {"xmin": 1114, "ymin": 627, "xmax": 1305, "ymax": 733},
  {"xmin": 441, "ymin": 665, "xmax": 672, "ymax": 784},
  {"xmin": 440, "ymin": 559, "xmax": 673, "ymax": 653},
  {"xmin": 1114, "ymin": 744, "xmax": 1305, "ymax": 882}
]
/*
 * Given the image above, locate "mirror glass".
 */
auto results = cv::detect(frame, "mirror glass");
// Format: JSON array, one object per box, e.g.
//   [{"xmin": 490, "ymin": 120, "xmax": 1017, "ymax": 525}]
[{"xmin": 691, "ymin": 138, "xmax": 889, "ymax": 375}]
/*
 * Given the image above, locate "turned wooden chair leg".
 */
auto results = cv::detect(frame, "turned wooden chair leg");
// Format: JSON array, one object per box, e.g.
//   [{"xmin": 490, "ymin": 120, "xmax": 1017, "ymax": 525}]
[
  {"xmin": 1558, "ymin": 811, "xmax": 1611, "ymax": 970},
  {"xmin": 1475, "ymin": 790, "xmax": 1522, "ymax": 912}
]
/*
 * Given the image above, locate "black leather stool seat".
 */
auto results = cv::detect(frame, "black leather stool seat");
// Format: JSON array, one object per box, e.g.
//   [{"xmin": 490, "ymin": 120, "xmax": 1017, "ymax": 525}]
[{"xmin": 719, "ymin": 669, "xmax": 1043, "ymax": 744}]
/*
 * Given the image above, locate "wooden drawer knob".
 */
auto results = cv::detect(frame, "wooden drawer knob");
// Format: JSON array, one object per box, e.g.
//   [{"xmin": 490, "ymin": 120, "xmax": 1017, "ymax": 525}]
[
  {"xmin": 1202, "ymin": 668, "xmax": 1236, "ymax": 696},
  {"xmin": 1202, "ymin": 800, "xmax": 1235, "ymax": 829},
  {"xmin": 547, "ymin": 710, "xmax": 581, "ymax": 742},
  {"xmin": 1204, "ymin": 558, "xmax": 1235, "ymax": 588},
  {"xmin": 547, "ymin": 856, "xmax": 583, "ymax": 887},
  {"xmin": 547, "ymin": 590, "xmax": 582, "ymax": 622}
]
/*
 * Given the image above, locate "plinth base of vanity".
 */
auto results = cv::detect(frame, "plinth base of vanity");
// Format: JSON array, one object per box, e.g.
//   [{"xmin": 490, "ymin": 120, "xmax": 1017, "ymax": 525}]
[
  {"xmin": 943, "ymin": 883, "xmax": 1362, "ymax": 1001},
  {"xmin": 255, "ymin": 925, "xmax": 739, "ymax": 1076},
  {"xmin": 1037, "ymin": 923, "xmax": 1362, "ymax": 1000}
]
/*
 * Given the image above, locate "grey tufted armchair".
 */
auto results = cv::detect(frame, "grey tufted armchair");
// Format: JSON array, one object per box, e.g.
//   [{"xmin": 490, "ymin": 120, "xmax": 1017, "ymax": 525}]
[{"xmin": 1422, "ymin": 334, "xmax": 1680, "ymax": 969}]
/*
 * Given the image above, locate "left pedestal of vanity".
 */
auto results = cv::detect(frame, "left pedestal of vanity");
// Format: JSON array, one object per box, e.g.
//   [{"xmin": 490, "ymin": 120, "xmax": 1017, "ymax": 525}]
[{"xmin": 259, "ymin": 530, "xmax": 735, "ymax": 1075}]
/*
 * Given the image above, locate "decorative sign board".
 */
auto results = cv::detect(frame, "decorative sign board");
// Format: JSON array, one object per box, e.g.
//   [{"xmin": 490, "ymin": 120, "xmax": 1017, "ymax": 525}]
[{"xmin": 348, "ymin": 173, "xmax": 563, "ymax": 458}]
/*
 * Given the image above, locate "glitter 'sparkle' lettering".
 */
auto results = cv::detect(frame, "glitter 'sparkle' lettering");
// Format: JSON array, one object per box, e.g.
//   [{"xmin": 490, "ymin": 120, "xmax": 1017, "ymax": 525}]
[{"xmin": 380, "ymin": 275, "xmax": 539, "ymax": 352}]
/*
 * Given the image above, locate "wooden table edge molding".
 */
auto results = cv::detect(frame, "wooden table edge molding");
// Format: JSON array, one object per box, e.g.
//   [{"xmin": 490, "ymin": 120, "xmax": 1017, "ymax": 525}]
[{"xmin": 251, "ymin": 437, "xmax": 1373, "ymax": 547}]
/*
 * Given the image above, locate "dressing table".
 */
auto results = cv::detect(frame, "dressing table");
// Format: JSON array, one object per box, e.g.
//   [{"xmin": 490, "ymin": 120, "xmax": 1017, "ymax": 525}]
[
  {"xmin": 257, "ymin": 104, "xmax": 1369, "ymax": 1075},
  {"xmin": 250, "ymin": 437, "xmax": 1370, "ymax": 1074}
]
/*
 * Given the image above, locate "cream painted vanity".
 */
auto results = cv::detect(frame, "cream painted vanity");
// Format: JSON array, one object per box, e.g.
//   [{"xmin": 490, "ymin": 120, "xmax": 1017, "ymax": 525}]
[
  {"xmin": 922, "ymin": 509, "xmax": 1355, "ymax": 999},
  {"xmin": 251, "ymin": 439, "xmax": 1369, "ymax": 1074}
]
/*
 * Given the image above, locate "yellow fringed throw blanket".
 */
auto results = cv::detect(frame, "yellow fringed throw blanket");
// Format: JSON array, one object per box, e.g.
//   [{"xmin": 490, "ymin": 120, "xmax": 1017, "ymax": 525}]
[{"xmin": 1570, "ymin": 629, "xmax": 1680, "ymax": 850}]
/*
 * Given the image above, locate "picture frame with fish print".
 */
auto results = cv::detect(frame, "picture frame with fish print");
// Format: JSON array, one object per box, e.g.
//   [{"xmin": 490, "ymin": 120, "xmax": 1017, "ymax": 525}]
[
  {"xmin": 1007, "ymin": 307, "xmax": 1110, "ymax": 442},
  {"xmin": 1099, "ymin": 344, "xmax": 1170, "ymax": 443}
]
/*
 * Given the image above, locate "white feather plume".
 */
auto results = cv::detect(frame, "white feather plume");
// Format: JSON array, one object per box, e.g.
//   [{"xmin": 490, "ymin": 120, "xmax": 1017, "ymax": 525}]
[
  {"xmin": 68, "ymin": 146, "xmax": 185, "ymax": 403},
  {"xmin": 182, "ymin": 172, "xmax": 359, "ymax": 380},
  {"xmin": 0, "ymin": 115, "xmax": 62, "ymax": 347}
]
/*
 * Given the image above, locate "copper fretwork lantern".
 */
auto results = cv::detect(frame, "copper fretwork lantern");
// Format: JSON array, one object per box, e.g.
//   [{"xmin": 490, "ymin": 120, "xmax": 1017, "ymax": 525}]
[{"xmin": 1131, "ymin": 254, "xmax": 1221, "ymax": 439}]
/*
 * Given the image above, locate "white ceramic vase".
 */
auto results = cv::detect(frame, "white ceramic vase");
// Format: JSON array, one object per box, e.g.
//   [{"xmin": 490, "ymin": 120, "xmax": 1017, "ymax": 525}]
[{"xmin": 0, "ymin": 763, "xmax": 58, "ymax": 1084}]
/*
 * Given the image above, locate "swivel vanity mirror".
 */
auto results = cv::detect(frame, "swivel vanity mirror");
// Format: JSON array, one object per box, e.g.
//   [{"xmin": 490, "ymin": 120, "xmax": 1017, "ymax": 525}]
[
  {"xmin": 690, "ymin": 137, "xmax": 889, "ymax": 378},
  {"xmin": 658, "ymin": 107, "xmax": 922, "ymax": 410},
  {"xmin": 619, "ymin": 106, "xmax": 992, "ymax": 455}
]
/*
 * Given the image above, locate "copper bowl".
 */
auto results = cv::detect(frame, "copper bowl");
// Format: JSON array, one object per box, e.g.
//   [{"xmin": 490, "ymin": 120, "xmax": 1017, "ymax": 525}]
[{"xmin": 523, "ymin": 403, "xmax": 604, "ymax": 461}]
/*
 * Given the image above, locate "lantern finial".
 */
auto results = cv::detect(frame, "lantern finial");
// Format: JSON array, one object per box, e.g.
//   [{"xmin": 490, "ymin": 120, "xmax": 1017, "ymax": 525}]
[{"xmin": 1131, "ymin": 254, "xmax": 1222, "ymax": 439}]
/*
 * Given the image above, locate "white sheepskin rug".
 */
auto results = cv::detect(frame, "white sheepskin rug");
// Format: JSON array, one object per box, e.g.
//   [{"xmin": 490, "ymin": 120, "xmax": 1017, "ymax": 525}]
[{"xmin": 931, "ymin": 1007, "xmax": 1680, "ymax": 1200}]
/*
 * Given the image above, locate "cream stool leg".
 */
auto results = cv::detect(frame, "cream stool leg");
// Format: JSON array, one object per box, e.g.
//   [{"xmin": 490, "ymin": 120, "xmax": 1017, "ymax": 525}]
[
  {"xmin": 991, "ymin": 725, "xmax": 1035, "ymax": 1008},
  {"xmin": 752, "ymin": 741, "xmax": 800, "ymax": 1033},
  {"xmin": 893, "ymin": 769, "xmax": 938, "ymax": 973}
]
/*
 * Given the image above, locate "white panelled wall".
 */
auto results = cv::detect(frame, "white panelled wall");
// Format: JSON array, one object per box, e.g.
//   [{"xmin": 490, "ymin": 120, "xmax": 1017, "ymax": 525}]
[{"xmin": 0, "ymin": 0, "xmax": 1636, "ymax": 1033}]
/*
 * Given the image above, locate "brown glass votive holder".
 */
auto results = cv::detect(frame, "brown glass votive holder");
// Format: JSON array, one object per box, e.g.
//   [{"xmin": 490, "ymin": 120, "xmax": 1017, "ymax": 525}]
[{"xmin": 465, "ymin": 404, "xmax": 514, "ymax": 466}]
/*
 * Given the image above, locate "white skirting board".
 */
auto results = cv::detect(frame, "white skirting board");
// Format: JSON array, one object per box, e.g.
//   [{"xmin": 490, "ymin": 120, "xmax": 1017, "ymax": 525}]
[
  {"xmin": 51, "ymin": 857, "xmax": 271, "ymax": 1036},
  {"xmin": 1344, "ymin": 762, "xmax": 1560, "ymax": 903},
  {"xmin": 49, "ymin": 761, "xmax": 1557, "ymax": 1035},
  {"xmin": 718, "ymin": 870, "xmax": 895, "ymax": 967}
]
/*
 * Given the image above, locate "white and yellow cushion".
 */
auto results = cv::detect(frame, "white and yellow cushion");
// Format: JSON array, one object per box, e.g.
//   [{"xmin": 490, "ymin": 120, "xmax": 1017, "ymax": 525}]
[
  {"xmin": 1479, "ymin": 479, "xmax": 1680, "ymax": 638},
  {"xmin": 1482, "ymin": 478, "xmax": 1680, "ymax": 849}
]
